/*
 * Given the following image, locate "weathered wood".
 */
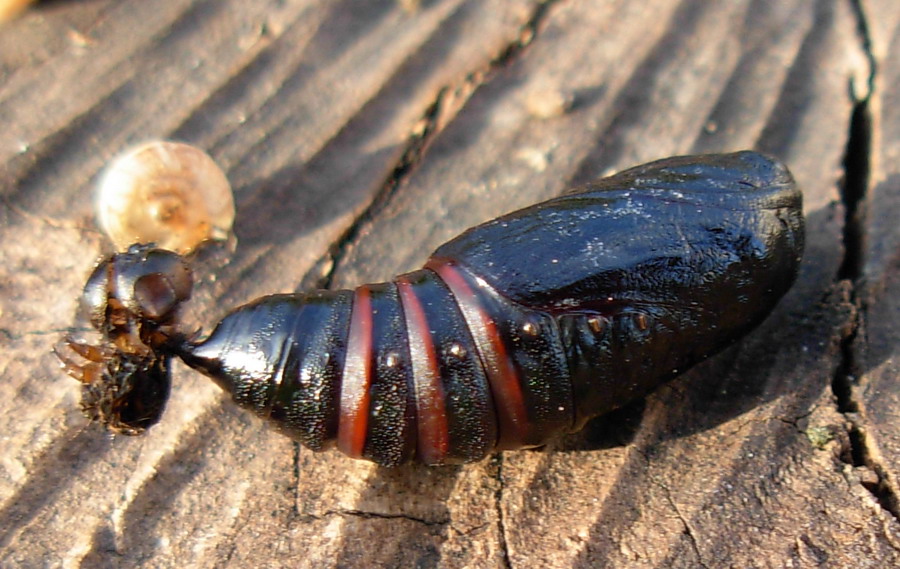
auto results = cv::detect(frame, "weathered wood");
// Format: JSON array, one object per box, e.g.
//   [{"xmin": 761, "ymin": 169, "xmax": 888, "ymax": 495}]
[
  {"xmin": 0, "ymin": 0, "xmax": 896, "ymax": 567},
  {"xmin": 855, "ymin": 0, "xmax": 900, "ymax": 544}
]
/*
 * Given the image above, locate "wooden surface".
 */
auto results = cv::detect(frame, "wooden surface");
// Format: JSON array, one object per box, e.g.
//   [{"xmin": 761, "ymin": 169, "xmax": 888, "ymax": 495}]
[{"xmin": 1, "ymin": 1, "xmax": 898, "ymax": 567}]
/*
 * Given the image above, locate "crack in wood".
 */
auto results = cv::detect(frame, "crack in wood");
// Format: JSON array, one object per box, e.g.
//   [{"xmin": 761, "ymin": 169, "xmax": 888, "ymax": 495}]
[
  {"xmin": 322, "ymin": 508, "xmax": 447, "ymax": 527},
  {"xmin": 830, "ymin": 0, "xmax": 900, "ymax": 527},
  {"xmin": 663, "ymin": 489, "xmax": 710, "ymax": 569},
  {"xmin": 639, "ymin": 449, "xmax": 711, "ymax": 569},
  {"xmin": 291, "ymin": 443, "xmax": 302, "ymax": 518},
  {"xmin": 485, "ymin": 0, "xmax": 560, "ymax": 69},
  {"xmin": 837, "ymin": 100, "xmax": 871, "ymax": 281},
  {"xmin": 839, "ymin": 0, "xmax": 875, "ymax": 280},
  {"xmin": 304, "ymin": 83, "xmax": 446, "ymax": 292},
  {"xmin": 308, "ymin": 0, "xmax": 564, "ymax": 294},
  {"xmin": 494, "ymin": 454, "xmax": 512, "ymax": 569}
]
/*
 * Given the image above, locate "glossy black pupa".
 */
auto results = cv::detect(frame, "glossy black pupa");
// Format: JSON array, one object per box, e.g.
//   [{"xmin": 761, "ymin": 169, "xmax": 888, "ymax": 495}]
[{"xmin": 58, "ymin": 151, "xmax": 804, "ymax": 466}]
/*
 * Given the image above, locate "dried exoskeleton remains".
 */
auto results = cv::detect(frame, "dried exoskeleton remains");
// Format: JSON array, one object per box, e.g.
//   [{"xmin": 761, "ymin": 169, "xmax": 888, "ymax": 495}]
[
  {"xmin": 95, "ymin": 141, "xmax": 235, "ymax": 254},
  {"xmin": 56, "ymin": 245, "xmax": 192, "ymax": 434}
]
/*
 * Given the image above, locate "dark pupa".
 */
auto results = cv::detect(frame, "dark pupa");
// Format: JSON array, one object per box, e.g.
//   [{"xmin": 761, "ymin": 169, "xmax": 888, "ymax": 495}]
[{"xmin": 59, "ymin": 151, "xmax": 804, "ymax": 465}]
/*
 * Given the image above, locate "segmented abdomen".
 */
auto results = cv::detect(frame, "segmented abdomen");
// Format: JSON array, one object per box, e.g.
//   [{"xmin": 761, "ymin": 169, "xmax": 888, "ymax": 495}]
[
  {"xmin": 177, "ymin": 151, "xmax": 804, "ymax": 466},
  {"xmin": 179, "ymin": 262, "xmax": 573, "ymax": 466}
]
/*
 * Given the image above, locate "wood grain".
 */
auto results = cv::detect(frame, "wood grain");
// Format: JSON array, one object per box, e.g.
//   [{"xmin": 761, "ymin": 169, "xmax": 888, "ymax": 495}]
[{"xmin": 1, "ymin": 0, "xmax": 897, "ymax": 567}]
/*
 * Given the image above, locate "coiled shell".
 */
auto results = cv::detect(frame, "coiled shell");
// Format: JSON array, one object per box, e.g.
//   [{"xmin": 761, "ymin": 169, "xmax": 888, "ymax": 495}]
[{"xmin": 95, "ymin": 141, "xmax": 235, "ymax": 254}]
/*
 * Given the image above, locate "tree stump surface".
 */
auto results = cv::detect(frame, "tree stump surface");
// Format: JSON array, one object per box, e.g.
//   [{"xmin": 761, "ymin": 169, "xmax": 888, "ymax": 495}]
[{"xmin": 1, "ymin": 1, "xmax": 898, "ymax": 567}]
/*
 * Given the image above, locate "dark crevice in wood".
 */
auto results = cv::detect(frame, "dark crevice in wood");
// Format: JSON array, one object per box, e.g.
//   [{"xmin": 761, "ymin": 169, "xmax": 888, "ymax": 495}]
[
  {"xmin": 487, "ymin": 0, "xmax": 558, "ymax": 68},
  {"xmin": 831, "ymin": 0, "xmax": 900, "ymax": 525},
  {"xmin": 310, "ymin": 87, "xmax": 446, "ymax": 290},
  {"xmin": 837, "ymin": 99, "xmax": 871, "ymax": 281},
  {"xmin": 311, "ymin": 0, "xmax": 562, "ymax": 291},
  {"xmin": 848, "ymin": 0, "xmax": 877, "ymax": 97},
  {"xmin": 322, "ymin": 508, "xmax": 447, "ymax": 527},
  {"xmin": 835, "ymin": 323, "xmax": 900, "ymax": 521},
  {"xmin": 495, "ymin": 456, "xmax": 512, "ymax": 569},
  {"xmin": 831, "ymin": 315, "xmax": 861, "ymax": 438},
  {"xmin": 838, "ymin": 0, "xmax": 875, "ymax": 282},
  {"xmin": 291, "ymin": 443, "xmax": 302, "ymax": 518}
]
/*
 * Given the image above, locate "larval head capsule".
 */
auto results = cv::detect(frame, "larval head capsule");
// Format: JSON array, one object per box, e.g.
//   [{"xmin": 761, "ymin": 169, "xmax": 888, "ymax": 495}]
[{"xmin": 95, "ymin": 141, "xmax": 235, "ymax": 254}]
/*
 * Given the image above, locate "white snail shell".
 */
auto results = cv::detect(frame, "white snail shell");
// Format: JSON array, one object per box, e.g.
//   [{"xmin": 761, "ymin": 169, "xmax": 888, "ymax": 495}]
[{"xmin": 95, "ymin": 141, "xmax": 235, "ymax": 254}]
